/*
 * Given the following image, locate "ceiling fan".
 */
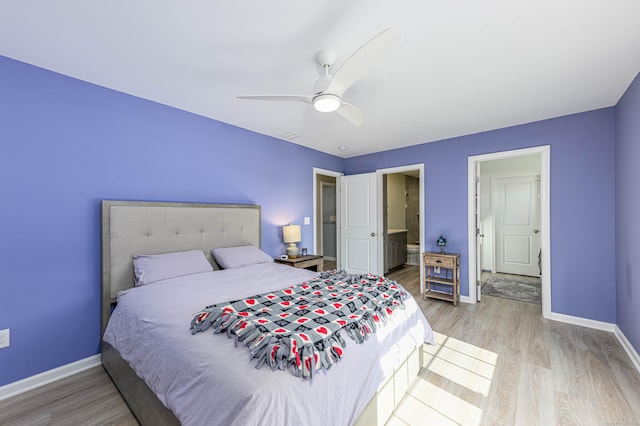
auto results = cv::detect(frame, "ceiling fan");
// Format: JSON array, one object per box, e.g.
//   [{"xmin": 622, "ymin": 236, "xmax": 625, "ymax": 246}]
[{"xmin": 237, "ymin": 28, "xmax": 400, "ymax": 126}]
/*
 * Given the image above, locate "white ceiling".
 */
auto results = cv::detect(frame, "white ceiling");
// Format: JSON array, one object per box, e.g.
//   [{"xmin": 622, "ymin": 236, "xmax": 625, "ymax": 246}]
[{"xmin": 1, "ymin": 1, "xmax": 639, "ymax": 158}]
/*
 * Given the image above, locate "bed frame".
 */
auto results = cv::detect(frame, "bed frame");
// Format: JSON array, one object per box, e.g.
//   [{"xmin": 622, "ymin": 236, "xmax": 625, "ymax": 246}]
[{"xmin": 100, "ymin": 200, "xmax": 422, "ymax": 426}]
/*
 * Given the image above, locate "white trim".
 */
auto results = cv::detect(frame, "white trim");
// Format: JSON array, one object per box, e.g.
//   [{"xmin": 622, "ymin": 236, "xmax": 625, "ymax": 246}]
[
  {"xmin": 313, "ymin": 167, "xmax": 343, "ymax": 266},
  {"xmin": 468, "ymin": 146, "xmax": 551, "ymax": 318},
  {"xmin": 548, "ymin": 312, "xmax": 615, "ymax": 332},
  {"xmin": 459, "ymin": 295, "xmax": 473, "ymax": 304},
  {"xmin": 468, "ymin": 160, "xmax": 478, "ymax": 303},
  {"xmin": 376, "ymin": 164, "xmax": 425, "ymax": 292},
  {"xmin": 0, "ymin": 354, "xmax": 101, "ymax": 401},
  {"xmin": 614, "ymin": 326, "xmax": 640, "ymax": 374}
]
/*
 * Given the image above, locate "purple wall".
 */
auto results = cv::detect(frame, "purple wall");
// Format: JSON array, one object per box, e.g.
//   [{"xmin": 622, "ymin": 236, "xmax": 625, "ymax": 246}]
[
  {"xmin": 1, "ymin": 51, "xmax": 634, "ymax": 387},
  {"xmin": 615, "ymin": 72, "xmax": 640, "ymax": 354},
  {"xmin": 345, "ymin": 108, "xmax": 617, "ymax": 324},
  {"xmin": 0, "ymin": 56, "xmax": 344, "ymax": 386}
]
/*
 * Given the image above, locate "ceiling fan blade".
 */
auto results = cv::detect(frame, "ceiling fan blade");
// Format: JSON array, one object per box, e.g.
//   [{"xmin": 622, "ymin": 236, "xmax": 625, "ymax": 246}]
[
  {"xmin": 237, "ymin": 95, "xmax": 313, "ymax": 104},
  {"xmin": 326, "ymin": 28, "xmax": 400, "ymax": 97},
  {"xmin": 336, "ymin": 102, "xmax": 364, "ymax": 126}
]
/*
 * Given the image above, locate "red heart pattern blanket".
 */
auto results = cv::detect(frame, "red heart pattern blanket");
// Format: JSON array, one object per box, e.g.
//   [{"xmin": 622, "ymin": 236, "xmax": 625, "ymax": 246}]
[{"xmin": 190, "ymin": 270, "xmax": 407, "ymax": 379}]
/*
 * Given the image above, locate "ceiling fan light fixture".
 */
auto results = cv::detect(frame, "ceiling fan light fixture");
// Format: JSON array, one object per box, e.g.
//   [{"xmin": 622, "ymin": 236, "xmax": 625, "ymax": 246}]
[{"xmin": 313, "ymin": 94, "xmax": 341, "ymax": 112}]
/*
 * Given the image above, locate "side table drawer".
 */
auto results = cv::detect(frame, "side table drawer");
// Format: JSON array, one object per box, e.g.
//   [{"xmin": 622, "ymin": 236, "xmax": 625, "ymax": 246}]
[{"xmin": 424, "ymin": 254, "xmax": 455, "ymax": 269}]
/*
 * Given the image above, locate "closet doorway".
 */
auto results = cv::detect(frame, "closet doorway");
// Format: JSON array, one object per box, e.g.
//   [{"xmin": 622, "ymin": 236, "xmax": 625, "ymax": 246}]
[
  {"xmin": 320, "ymin": 181, "xmax": 337, "ymax": 262},
  {"xmin": 313, "ymin": 168, "xmax": 342, "ymax": 270}
]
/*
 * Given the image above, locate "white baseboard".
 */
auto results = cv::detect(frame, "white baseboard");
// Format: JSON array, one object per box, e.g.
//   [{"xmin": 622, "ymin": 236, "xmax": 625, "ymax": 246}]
[
  {"xmin": 0, "ymin": 354, "xmax": 101, "ymax": 401},
  {"xmin": 460, "ymin": 296, "xmax": 619, "ymax": 334},
  {"xmin": 459, "ymin": 295, "xmax": 473, "ymax": 304},
  {"xmin": 614, "ymin": 325, "xmax": 640, "ymax": 374},
  {"xmin": 547, "ymin": 312, "xmax": 616, "ymax": 332}
]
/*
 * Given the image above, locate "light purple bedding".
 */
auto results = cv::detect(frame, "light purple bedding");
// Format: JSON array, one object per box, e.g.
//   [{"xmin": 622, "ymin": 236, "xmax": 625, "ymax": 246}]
[{"xmin": 103, "ymin": 263, "xmax": 435, "ymax": 426}]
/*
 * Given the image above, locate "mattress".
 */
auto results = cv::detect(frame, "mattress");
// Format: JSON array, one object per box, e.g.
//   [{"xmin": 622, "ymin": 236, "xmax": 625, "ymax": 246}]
[{"xmin": 103, "ymin": 263, "xmax": 435, "ymax": 426}]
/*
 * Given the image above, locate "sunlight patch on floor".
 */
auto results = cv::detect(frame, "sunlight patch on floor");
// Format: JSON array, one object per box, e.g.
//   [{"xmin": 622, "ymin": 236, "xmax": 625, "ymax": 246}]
[
  {"xmin": 439, "ymin": 334, "xmax": 498, "ymax": 365},
  {"xmin": 422, "ymin": 332, "xmax": 496, "ymax": 395},
  {"xmin": 389, "ymin": 377, "xmax": 484, "ymax": 425},
  {"xmin": 388, "ymin": 392, "xmax": 460, "ymax": 425},
  {"xmin": 388, "ymin": 332, "xmax": 498, "ymax": 425},
  {"xmin": 426, "ymin": 356, "xmax": 492, "ymax": 396}
]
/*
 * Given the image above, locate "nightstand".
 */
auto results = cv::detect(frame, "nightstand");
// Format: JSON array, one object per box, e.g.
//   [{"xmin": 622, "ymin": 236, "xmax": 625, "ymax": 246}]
[
  {"xmin": 274, "ymin": 255, "xmax": 324, "ymax": 272},
  {"xmin": 423, "ymin": 252, "xmax": 461, "ymax": 306}
]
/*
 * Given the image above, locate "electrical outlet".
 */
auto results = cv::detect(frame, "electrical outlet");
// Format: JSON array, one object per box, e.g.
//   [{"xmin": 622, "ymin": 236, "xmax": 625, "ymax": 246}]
[{"xmin": 0, "ymin": 329, "xmax": 9, "ymax": 349}]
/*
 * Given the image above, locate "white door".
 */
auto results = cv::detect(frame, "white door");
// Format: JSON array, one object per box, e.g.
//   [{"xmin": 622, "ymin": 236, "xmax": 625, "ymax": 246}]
[
  {"xmin": 495, "ymin": 175, "xmax": 541, "ymax": 276},
  {"xmin": 474, "ymin": 164, "xmax": 483, "ymax": 301},
  {"xmin": 339, "ymin": 173, "xmax": 379, "ymax": 274}
]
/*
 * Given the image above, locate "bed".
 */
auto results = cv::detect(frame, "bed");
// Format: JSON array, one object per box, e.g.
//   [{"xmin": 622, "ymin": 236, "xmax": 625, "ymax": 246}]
[{"xmin": 101, "ymin": 200, "xmax": 435, "ymax": 426}]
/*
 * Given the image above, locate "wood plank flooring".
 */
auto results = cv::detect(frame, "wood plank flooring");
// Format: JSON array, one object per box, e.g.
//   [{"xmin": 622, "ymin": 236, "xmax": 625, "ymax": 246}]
[
  {"xmin": 388, "ymin": 265, "xmax": 640, "ymax": 426},
  {"xmin": 0, "ymin": 366, "xmax": 137, "ymax": 426},
  {"xmin": 1, "ymin": 265, "xmax": 638, "ymax": 425}
]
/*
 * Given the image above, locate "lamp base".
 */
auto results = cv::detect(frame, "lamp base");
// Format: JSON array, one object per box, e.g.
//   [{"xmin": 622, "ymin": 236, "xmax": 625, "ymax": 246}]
[{"xmin": 286, "ymin": 243, "xmax": 299, "ymax": 259}]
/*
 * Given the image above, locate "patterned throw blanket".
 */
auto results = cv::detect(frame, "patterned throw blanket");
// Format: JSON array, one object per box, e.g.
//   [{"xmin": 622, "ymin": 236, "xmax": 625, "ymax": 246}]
[{"xmin": 190, "ymin": 270, "xmax": 408, "ymax": 379}]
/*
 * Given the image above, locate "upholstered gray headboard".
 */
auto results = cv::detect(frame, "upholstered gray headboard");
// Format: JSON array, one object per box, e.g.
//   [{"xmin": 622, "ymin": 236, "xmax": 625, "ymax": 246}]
[{"xmin": 101, "ymin": 200, "xmax": 261, "ymax": 334}]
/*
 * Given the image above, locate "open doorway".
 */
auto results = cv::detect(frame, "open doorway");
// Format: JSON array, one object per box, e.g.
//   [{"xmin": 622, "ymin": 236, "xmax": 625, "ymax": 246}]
[
  {"xmin": 479, "ymin": 157, "xmax": 542, "ymax": 304},
  {"xmin": 320, "ymin": 181, "xmax": 337, "ymax": 262},
  {"xmin": 313, "ymin": 168, "xmax": 342, "ymax": 270},
  {"xmin": 468, "ymin": 146, "xmax": 551, "ymax": 318},
  {"xmin": 377, "ymin": 164, "xmax": 424, "ymax": 294}
]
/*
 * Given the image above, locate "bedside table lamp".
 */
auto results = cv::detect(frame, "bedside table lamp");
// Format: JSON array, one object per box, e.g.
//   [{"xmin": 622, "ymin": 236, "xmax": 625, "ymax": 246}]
[{"xmin": 283, "ymin": 224, "xmax": 301, "ymax": 258}]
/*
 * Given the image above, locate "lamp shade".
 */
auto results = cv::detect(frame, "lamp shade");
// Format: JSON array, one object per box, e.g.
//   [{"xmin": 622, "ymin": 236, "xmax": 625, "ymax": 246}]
[{"xmin": 282, "ymin": 224, "xmax": 301, "ymax": 243}]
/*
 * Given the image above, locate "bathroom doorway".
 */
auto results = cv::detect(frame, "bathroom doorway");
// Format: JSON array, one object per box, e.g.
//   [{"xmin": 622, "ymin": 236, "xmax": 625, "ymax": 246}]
[{"xmin": 378, "ymin": 164, "xmax": 424, "ymax": 293}]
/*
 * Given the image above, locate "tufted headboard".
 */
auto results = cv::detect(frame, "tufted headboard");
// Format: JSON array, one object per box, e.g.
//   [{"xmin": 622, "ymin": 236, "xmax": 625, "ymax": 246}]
[{"xmin": 101, "ymin": 200, "xmax": 261, "ymax": 335}]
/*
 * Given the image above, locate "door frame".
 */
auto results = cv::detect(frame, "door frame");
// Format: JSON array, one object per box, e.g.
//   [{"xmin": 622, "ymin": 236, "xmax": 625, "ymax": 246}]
[
  {"xmin": 313, "ymin": 168, "xmax": 343, "ymax": 267},
  {"xmin": 377, "ymin": 163, "xmax": 425, "ymax": 295},
  {"xmin": 319, "ymin": 180, "xmax": 337, "ymax": 260},
  {"xmin": 468, "ymin": 146, "xmax": 551, "ymax": 318}
]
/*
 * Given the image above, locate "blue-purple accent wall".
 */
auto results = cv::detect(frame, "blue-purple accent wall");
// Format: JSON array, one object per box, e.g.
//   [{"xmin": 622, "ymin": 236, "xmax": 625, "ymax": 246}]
[
  {"xmin": 345, "ymin": 108, "xmax": 617, "ymax": 325},
  {"xmin": 0, "ymin": 56, "xmax": 344, "ymax": 386},
  {"xmin": 615, "ymin": 72, "xmax": 640, "ymax": 354}
]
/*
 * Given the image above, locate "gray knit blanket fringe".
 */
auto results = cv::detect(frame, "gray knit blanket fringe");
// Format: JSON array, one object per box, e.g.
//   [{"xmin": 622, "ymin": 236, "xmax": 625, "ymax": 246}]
[{"xmin": 190, "ymin": 270, "xmax": 407, "ymax": 380}]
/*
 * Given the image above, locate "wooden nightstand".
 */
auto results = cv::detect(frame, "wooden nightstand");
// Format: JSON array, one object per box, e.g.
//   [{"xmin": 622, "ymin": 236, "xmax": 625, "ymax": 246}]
[
  {"xmin": 423, "ymin": 252, "xmax": 461, "ymax": 306},
  {"xmin": 274, "ymin": 255, "xmax": 324, "ymax": 272}
]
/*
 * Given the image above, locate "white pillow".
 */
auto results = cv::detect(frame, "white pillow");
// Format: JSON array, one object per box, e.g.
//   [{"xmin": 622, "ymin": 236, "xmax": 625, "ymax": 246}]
[
  {"xmin": 133, "ymin": 250, "xmax": 213, "ymax": 286},
  {"xmin": 211, "ymin": 245, "xmax": 274, "ymax": 269}
]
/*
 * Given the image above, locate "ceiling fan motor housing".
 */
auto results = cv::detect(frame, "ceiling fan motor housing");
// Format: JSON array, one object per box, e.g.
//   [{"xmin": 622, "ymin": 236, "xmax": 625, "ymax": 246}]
[{"xmin": 316, "ymin": 50, "xmax": 336, "ymax": 68}]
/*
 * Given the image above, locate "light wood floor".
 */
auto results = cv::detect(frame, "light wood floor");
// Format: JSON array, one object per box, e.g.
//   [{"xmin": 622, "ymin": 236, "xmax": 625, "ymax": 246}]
[{"xmin": 1, "ymin": 265, "xmax": 639, "ymax": 425}]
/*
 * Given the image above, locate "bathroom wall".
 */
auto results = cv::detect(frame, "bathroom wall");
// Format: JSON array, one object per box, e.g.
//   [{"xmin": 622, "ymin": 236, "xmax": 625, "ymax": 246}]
[
  {"xmin": 386, "ymin": 174, "xmax": 406, "ymax": 229},
  {"xmin": 405, "ymin": 175, "xmax": 420, "ymax": 244}
]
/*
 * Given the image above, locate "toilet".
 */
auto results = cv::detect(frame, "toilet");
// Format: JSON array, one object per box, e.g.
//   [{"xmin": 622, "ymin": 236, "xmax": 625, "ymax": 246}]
[{"xmin": 406, "ymin": 243, "xmax": 420, "ymax": 265}]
